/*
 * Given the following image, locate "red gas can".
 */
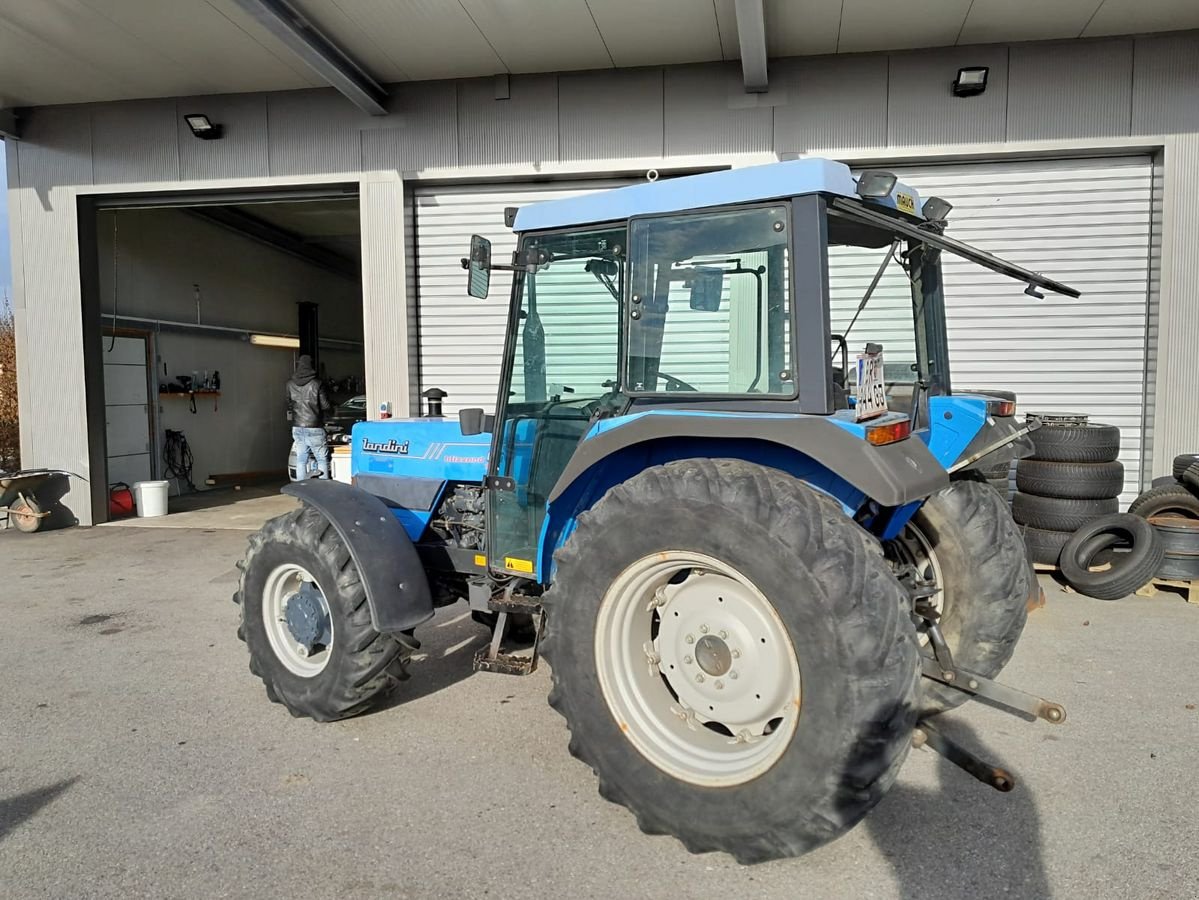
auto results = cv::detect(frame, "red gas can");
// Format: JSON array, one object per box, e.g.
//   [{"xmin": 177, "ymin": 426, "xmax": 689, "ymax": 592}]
[{"xmin": 109, "ymin": 483, "xmax": 135, "ymax": 518}]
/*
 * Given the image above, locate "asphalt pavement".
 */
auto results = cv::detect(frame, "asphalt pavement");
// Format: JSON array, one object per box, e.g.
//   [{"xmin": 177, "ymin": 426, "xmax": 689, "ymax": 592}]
[{"xmin": 1, "ymin": 524, "xmax": 1197, "ymax": 900}]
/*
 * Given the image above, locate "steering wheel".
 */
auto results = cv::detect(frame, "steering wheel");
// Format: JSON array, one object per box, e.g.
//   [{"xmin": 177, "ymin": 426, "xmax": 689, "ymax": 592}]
[{"xmin": 660, "ymin": 372, "xmax": 698, "ymax": 392}]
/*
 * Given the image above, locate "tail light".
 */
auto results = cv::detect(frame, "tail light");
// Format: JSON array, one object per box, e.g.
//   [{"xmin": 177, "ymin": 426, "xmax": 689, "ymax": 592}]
[
  {"xmin": 865, "ymin": 418, "xmax": 911, "ymax": 446},
  {"xmin": 986, "ymin": 399, "xmax": 1016, "ymax": 417}
]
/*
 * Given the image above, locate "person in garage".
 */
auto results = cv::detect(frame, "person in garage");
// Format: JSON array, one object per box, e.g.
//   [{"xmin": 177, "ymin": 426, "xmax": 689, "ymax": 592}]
[{"xmin": 286, "ymin": 354, "xmax": 333, "ymax": 480}]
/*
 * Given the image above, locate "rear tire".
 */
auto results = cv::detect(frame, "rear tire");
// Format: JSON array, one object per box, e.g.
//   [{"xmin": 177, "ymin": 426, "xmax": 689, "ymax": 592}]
[
  {"xmin": 892, "ymin": 481, "xmax": 1035, "ymax": 716},
  {"xmin": 10, "ymin": 495, "xmax": 42, "ymax": 533},
  {"xmin": 236, "ymin": 505, "xmax": 406, "ymax": 721},
  {"xmin": 543, "ymin": 459, "xmax": 919, "ymax": 863}
]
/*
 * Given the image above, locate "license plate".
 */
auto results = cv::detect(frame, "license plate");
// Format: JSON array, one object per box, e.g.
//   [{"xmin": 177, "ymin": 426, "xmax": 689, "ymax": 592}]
[
  {"xmin": 895, "ymin": 192, "xmax": 915, "ymax": 214},
  {"xmin": 855, "ymin": 351, "xmax": 888, "ymax": 421}
]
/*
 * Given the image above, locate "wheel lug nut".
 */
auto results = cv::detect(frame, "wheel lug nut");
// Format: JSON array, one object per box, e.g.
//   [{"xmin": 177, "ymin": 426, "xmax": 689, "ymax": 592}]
[
  {"xmin": 719, "ymin": 630, "xmax": 728, "ymax": 639},
  {"xmin": 684, "ymin": 655, "xmax": 693, "ymax": 664},
  {"xmin": 685, "ymin": 634, "xmax": 695, "ymax": 644},
  {"xmin": 731, "ymin": 648, "xmax": 741, "ymax": 659},
  {"xmin": 729, "ymin": 670, "xmax": 738, "ymax": 680},
  {"xmin": 715, "ymin": 680, "xmax": 724, "ymax": 690},
  {"xmin": 699, "ymin": 624, "xmax": 709, "ymax": 634},
  {"xmin": 695, "ymin": 674, "xmax": 705, "ymax": 683}
]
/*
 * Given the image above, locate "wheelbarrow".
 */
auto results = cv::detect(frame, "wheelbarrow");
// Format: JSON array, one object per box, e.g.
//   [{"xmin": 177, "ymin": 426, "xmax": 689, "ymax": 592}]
[{"xmin": 0, "ymin": 468, "xmax": 74, "ymax": 533}]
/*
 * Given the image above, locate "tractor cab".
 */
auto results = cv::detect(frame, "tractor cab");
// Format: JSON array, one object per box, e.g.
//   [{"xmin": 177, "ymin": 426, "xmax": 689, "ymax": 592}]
[{"xmin": 462, "ymin": 159, "xmax": 1077, "ymax": 576}]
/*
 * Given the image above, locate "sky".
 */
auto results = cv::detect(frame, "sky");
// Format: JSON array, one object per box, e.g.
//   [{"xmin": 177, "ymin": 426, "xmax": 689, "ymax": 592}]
[{"xmin": 0, "ymin": 140, "xmax": 10, "ymax": 311}]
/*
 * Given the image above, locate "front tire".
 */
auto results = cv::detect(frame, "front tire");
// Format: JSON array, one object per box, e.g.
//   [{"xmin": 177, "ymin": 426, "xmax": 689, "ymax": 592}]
[
  {"xmin": 236, "ymin": 505, "xmax": 405, "ymax": 721},
  {"xmin": 893, "ymin": 480, "xmax": 1035, "ymax": 716},
  {"xmin": 542, "ymin": 459, "xmax": 919, "ymax": 863}
]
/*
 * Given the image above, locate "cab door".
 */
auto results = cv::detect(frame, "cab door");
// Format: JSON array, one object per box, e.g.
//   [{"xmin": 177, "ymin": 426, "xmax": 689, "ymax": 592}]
[{"xmin": 486, "ymin": 226, "xmax": 626, "ymax": 577}]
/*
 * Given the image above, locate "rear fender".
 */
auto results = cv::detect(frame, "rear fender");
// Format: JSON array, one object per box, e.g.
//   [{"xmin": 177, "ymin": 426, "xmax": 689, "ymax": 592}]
[
  {"xmin": 538, "ymin": 427, "xmax": 946, "ymax": 579},
  {"xmin": 282, "ymin": 480, "xmax": 433, "ymax": 636}
]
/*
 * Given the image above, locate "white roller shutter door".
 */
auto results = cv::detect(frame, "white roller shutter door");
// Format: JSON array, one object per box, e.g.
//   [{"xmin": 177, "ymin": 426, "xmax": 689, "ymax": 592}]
[
  {"xmin": 835, "ymin": 156, "xmax": 1152, "ymax": 503},
  {"xmin": 413, "ymin": 180, "xmax": 633, "ymax": 414}
]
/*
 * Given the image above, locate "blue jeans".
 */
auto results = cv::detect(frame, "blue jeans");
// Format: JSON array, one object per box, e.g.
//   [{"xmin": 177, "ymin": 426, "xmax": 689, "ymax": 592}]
[{"xmin": 291, "ymin": 427, "xmax": 329, "ymax": 480}]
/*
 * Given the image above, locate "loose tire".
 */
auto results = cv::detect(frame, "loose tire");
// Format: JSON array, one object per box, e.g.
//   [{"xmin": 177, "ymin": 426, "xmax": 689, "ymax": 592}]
[
  {"xmin": 542, "ymin": 459, "xmax": 919, "ymax": 863},
  {"xmin": 1012, "ymin": 493, "xmax": 1118, "ymax": 532},
  {"xmin": 1172, "ymin": 453, "xmax": 1199, "ymax": 481},
  {"xmin": 1029, "ymin": 423, "xmax": 1120, "ymax": 464},
  {"xmin": 236, "ymin": 505, "xmax": 406, "ymax": 721},
  {"xmin": 1060, "ymin": 515, "xmax": 1162, "ymax": 601},
  {"xmin": 1015, "ymin": 460, "xmax": 1124, "ymax": 500},
  {"xmin": 1128, "ymin": 484, "xmax": 1199, "ymax": 521},
  {"xmin": 891, "ymin": 480, "xmax": 1034, "ymax": 716}
]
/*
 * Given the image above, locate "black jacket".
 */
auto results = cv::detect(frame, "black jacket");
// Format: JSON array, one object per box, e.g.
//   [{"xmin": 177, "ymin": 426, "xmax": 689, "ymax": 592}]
[{"xmin": 287, "ymin": 368, "xmax": 333, "ymax": 428}]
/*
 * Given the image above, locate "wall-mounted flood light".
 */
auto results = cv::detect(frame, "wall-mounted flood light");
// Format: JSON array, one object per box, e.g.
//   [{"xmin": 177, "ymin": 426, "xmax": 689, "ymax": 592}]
[
  {"xmin": 184, "ymin": 114, "xmax": 224, "ymax": 140},
  {"xmin": 856, "ymin": 170, "xmax": 898, "ymax": 198},
  {"xmin": 952, "ymin": 67, "xmax": 989, "ymax": 98},
  {"xmin": 249, "ymin": 334, "xmax": 300, "ymax": 349}
]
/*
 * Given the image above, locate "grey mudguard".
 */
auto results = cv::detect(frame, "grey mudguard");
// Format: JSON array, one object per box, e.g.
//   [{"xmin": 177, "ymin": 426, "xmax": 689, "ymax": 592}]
[
  {"xmin": 548, "ymin": 414, "xmax": 948, "ymax": 508},
  {"xmin": 956, "ymin": 414, "xmax": 1035, "ymax": 472},
  {"xmin": 281, "ymin": 480, "xmax": 434, "ymax": 635}
]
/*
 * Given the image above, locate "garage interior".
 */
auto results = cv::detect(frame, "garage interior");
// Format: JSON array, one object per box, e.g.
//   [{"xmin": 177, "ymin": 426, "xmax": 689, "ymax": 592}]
[{"xmin": 87, "ymin": 190, "xmax": 364, "ymax": 522}]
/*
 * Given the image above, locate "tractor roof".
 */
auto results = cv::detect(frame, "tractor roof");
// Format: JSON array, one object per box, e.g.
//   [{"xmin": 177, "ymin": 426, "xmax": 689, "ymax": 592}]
[{"xmin": 511, "ymin": 158, "xmax": 924, "ymax": 232}]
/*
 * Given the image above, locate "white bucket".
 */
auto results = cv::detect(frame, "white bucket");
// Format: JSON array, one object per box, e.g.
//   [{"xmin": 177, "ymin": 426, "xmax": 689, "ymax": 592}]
[{"xmin": 132, "ymin": 480, "xmax": 170, "ymax": 518}]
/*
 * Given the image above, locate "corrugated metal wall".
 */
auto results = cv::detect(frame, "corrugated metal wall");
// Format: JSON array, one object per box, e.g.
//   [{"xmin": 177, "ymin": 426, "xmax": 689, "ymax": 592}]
[{"xmin": 6, "ymin": 31, "xmax": 1199, "ymax": 523}]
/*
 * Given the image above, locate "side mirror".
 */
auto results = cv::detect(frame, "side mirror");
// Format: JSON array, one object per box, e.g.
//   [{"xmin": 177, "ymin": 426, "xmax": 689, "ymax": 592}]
[
  {"xmin": 463, "ymin": 234, "xmax": 492, "ymax": 299},
  {"xmin": 688, "ymin": 267, "xmax": 723, "ymax": 311},
  {"xmin": 459, "ymin": 407, "xmax": 494, "ymax": 436}
]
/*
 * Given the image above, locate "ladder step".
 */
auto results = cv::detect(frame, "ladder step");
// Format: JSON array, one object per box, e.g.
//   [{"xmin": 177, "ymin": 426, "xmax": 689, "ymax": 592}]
[
  {"xmin": 473, "ymin": 646, "xmax": 538, "ymax": 676},
  {"xmin": 487, "ymin": 594, "xmax": 543, "ymax": 615}
]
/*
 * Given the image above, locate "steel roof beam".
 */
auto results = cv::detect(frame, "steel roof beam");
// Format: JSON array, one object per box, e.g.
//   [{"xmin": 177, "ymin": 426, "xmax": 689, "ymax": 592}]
[
  {"xmin": 231, "ymin": 0, "xmax": 388, "ymax": 115},
  {"xmin": 734, "ymin": 0, "xmax": 768, "ymax": 93}
]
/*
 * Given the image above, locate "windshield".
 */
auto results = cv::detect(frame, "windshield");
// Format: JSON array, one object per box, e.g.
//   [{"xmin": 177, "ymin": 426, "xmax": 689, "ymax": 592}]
[{"xmin": 339, "ymin": 397, "xmax": 366, "ymax": 413}]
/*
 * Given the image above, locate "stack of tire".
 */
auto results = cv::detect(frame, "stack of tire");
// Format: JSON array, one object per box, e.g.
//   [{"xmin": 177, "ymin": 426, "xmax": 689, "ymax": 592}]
[{"xmin": 1014, "ymin": 420, "xmax": 1123, "ymax": 567}]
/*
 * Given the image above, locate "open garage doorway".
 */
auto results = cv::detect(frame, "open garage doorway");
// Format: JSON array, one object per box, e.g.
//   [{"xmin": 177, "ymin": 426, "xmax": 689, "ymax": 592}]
[{"xmin": 80, "ymin": 187, "xmax": 364, "ymax": 526}]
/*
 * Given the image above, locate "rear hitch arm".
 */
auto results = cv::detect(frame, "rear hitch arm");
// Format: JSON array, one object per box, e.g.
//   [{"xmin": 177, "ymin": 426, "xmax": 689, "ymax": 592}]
[
  {"xmin": 916, "ymin": 605, "xmax": 1066, "ymax": 726},
  {"xmin": 914, "ymin": 721, "xmax": 1015, "ymax": 792}
]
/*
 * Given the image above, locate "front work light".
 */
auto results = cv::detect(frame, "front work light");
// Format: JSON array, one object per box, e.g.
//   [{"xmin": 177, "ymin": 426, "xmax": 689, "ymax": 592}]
[
  {"xmin": 952, "ymin": 67, "xmax": 989, "ymax": 98},
  {"xmin": 922, "ymin": 196, "xmax": 953, "ymax": 222},
  {"xmin": 856, "ymin": 170, "xmax": 898, "ymax": 199}
]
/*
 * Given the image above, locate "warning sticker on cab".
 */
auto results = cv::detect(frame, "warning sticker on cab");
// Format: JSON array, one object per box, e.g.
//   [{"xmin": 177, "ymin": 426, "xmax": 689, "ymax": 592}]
[
  {"xmin": 504, "ymin": 557, "xmax": 535, "ymax": 574},
  {"xmin": 895, "ymin": 192, "xmax": 916, "ymax": 214}
]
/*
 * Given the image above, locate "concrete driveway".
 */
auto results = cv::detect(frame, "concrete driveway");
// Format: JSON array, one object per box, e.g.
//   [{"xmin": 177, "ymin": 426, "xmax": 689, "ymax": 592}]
[{"xmin": 1, "ymin": 524, "xmax": 1197, "ymax": 900}]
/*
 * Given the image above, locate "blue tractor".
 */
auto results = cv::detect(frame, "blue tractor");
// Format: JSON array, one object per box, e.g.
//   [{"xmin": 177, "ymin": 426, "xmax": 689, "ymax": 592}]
[{"xmin": 235, "ymin": 160, "xmax": 1075, "ymax": 862}]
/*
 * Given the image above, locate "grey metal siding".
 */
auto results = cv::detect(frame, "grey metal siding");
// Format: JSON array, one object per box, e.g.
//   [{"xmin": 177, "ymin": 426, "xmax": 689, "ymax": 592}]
[
  {"xmin": 773, "ymin": 54, "xmax": 888, "ymax": 153},
  {"xmin": 362, "ymin": 81, "xmax": 459, "ymax": 173},
  {"xmin": 266, "ymin": 89, "xmax": 369, "ymax": 177},
  {"xmin": 558, "ymin": 68, "xmax": 664, "ymax": 161},
  {"xmin": 1007, "ymin": 40, "xmax": 1134, "ymax": 141},
  {"xmin": 92, "ymin": 98, "xmax": 180, "ymax": 184},
  {"xmin": 887, "ymin": 45, "xmax": 1009, "ymax": 146},
  {"xmin": 664, "ymin": 63, "xmax": 773, "ymax": 155},
  {"xmin": 1132, "ymin": 33, "xmax": 1199, "ymax": 135},
  {"xmin": 456, "ymin": 75, "xmax": 559, "ymax": 168}
]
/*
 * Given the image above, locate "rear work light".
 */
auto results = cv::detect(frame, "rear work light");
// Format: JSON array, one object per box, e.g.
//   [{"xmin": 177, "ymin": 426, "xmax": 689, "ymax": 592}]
[
  {"xmin": 865, "ymin": 418, "xmax": 911, "ymax": 446},
  {"xmin": 986, "ymin": 398, "xmax": 1016, "ymax": 417}
]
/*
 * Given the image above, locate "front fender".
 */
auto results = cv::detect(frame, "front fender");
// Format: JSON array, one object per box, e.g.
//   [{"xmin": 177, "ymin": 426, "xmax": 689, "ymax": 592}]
[{"xmin": 282, "ymin": 480, "xmax": 433, "ymax": 636}]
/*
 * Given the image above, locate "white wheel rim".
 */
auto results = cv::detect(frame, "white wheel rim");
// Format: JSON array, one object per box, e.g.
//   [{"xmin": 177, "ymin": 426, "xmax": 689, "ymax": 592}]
[
  {"xmin": 594, "ymin": 551, "xmax": 802, "ymax": 788},
  {"xmin": 262, "ymin": 563, "xmax": 334, "ymax": 677}
]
